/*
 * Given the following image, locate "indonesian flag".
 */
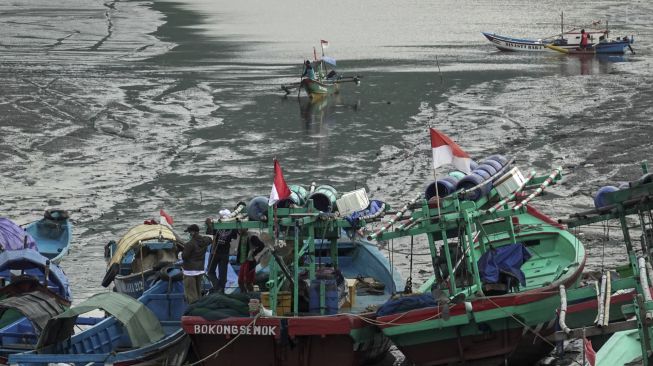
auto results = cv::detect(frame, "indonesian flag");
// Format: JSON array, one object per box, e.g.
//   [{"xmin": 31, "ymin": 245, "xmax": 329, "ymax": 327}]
[
  {"xmin": 430, "ymin": 128, "xmax": 471, "ymax": 174},
  {"xmin": 269, "ymin": 159, "xmax": 291, "ymax": 206},
  {"xmin": 320, "ymin": 39, "xmax": 329, "ymax": 49},
  {"xmin": 159, "ymin": 209, "xmax": 173, "ymax": 227},
  {"xmin": 583, "ymin": 338, "xmax": 596, "ymax": 366}
]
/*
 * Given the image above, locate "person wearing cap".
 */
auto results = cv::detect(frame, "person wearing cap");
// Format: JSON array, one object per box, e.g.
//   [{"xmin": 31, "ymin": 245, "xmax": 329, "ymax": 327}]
[
  {"xmin": 182, "ymin": 224, "xmax": 212, "ymax": 304},
  {"xmin": 207, "ymin": 209, "xmax": 238, "ymax": 293}
]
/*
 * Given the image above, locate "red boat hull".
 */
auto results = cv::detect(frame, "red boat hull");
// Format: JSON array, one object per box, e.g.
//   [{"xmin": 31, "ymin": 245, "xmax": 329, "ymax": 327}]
[{"xmin": 182, "ymin": 313, "xmax": 389, "ymax": 366}]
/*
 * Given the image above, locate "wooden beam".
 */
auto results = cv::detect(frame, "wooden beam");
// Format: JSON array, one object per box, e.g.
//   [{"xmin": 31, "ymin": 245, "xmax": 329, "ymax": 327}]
[{"xmin": 547, "ymin": 319, "xmax": 653, "ymax": 341}]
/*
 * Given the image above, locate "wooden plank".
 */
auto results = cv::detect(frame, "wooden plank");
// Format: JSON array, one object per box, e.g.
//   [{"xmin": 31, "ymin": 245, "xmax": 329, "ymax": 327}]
[{"xmin": 547, "ymin": 320, "xmax": 652, "ymax": 341}]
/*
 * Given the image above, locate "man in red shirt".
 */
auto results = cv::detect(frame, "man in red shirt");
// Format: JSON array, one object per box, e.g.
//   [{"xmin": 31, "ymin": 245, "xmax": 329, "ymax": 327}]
[{"xmin": 580, "ymin": 29, "xmax": 590, "ymax": 49}]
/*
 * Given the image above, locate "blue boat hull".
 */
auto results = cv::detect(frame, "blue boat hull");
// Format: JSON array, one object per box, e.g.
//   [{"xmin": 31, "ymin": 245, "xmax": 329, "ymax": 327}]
[
  {"xmin": 24, "ymin": 211, "xmax": 72, "ymax": 264},
  {"xmin": 9, "ymin": 275, "xmax": 189, "ymax": 365}
]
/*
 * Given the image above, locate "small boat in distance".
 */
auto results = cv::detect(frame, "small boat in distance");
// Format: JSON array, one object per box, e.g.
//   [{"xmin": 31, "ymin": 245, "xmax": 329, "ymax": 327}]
[
  {"xmin": 23, "ymin": 209, "xmax": 72, "ymax": 264},
  {"xmin": 281, "ymin": 41, "xmax": 361, "ymax": 99},
  {"xmin": 482, "ymin": 12, "xmax": 630, "ymax": 53}
]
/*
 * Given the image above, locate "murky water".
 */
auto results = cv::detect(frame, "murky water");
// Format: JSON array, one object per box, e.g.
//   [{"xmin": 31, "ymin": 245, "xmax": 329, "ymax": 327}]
[{"xmin": 1, "ymin": 0, "xmax": 652, "ymax": 362}]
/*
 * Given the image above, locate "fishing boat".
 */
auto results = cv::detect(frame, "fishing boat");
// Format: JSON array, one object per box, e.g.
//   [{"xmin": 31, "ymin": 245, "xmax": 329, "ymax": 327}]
[
  {"xmin": 8, "ymin": 270, "xmax": 189, "ymax": 366},
  {"xmin": 102, "ymin": 222, "xmax": 182, "ymax": 298},
  {"xmin": 482, "ymin": 12, "xmax": 625, "ymax": 53},
  {"xmin": 374, "ymin": 209, "xmax": 585, "ymax": 365},
  {"xmin": 281, "ymin": 42, "xmax": 361, "ymax": 98},
  {"xmin": 0, "ymin": 248, "xmax": 74, "ymax": 363},
  {"xmin": 23, "ymin": 209, "xmax": 72, "ymax": 264},
  {"xmin": 182, "ymin": 183, "xmax": 402, "ymax": 366},
  {"xmin": 328, "ymin": 152, "xmax": 594, "ymax": 366},
  {"xmin": 481, "ymin": 31, "xmax": 607, "ymax": 52}
]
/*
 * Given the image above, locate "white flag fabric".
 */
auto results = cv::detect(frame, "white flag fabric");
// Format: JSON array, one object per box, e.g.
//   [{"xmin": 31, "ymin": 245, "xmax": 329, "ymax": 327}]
[
  {"xmin": 269, "ymin": 159, "xmax": 292, "ymax": 205},
  {"xmin": 430, "ymin": 128, "xmax": 471, "ymax": 174}
]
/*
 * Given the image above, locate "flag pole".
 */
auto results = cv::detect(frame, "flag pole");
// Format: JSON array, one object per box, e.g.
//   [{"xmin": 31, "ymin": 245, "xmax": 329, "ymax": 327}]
[
  {"xmin": 429, "ymin": 126, "xmax": 442, "ymax": 257},
  {"xmin": 429, "ymin": 126, "xmax": 442, "ymax": 219}
]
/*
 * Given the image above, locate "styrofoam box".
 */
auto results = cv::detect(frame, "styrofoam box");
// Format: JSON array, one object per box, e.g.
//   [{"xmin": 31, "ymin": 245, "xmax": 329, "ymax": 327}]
[{"xmin": 336, "ymin": 188, "xmax": 370, "ymax": 215}]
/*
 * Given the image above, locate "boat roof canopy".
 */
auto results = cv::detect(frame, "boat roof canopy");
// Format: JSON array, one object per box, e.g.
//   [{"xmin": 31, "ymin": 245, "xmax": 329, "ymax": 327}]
[
  {"xmin": 0, "ymin": 249, "xmax": 71, "ymax": 300},
  {"xmin": 108, "ymin": 224, "xmax": 180, "ymax": 266},
  {"xmin": 321, "ymin": 56, "xmax": 336, "ymax": 66},
  {"xmin": 0, "ymin": 291, "xmax": 67, "ymax": 332},
  {"xmin": 36, "ymin": 292, "xmax": 164, "ymax": 349}
]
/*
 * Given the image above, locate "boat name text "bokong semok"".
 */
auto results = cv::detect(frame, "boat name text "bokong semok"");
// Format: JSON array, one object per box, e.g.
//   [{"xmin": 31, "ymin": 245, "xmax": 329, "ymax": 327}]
[{"xmin": 192, "ymin": 324, "xmax": 277, "ymax": 336}]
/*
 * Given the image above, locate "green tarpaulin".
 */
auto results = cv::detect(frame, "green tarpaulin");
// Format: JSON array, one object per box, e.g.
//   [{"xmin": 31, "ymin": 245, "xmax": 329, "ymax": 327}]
[{"xmin": 36, "ymin": 291, "xmax": 164, "ymax": 349}]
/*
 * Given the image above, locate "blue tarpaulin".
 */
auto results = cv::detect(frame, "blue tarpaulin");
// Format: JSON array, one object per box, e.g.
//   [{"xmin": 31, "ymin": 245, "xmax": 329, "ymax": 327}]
[
  {"xmin": 345, "ymin": 200, "xmax": 385, "ymax": 226},
  {"xmin": 321, "ymin": 56, "xmax": 336, "ymax": 66},
  {"xmin": 477, "ymin": 243, "xmax": 531, "ymax": 286},
  {"xmin": 377, "ymin": 293, "xmax": 437, "ymax": 316}
]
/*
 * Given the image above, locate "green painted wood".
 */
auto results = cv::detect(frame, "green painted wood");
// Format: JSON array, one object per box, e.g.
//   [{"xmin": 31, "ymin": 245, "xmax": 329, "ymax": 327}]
[{"xmin": 596, "ymin": 329, "xmax": 642, "ymax": 366}]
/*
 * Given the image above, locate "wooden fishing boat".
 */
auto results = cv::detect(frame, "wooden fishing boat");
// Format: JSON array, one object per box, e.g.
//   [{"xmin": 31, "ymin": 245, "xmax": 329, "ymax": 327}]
[
  {"xmin": 0, "ymin": 248, "xmax": 74, "ymax": 363},
  {"xmin": 9, "ymin": 271, "xmax": 189, "ymax": 366},
  {"xmin": 482, "ymin": 12, "xmax": 622, "ymax": 53},
  {"xmin": 23, "ymin": 209, "xmax": 72, "ymax": 264},
  {"xmin": 183, "ymin": 238, "xmax": 402, "ymax": 366},
  {"xmin": 102, "ymin": 223, "xmax": 182, "ymax": 298},
  {"xmin": 374, "ymin": 207, "xmax": 585, "ymax": 366},
  {"xmin": 482, "ymin": 31, "xmax": 607, "ymax": 52},
  {"xmin": 281, "ymin": 44, "xmax": 360, "ymax": 98},
  {"xmin": 322, "ymin": 155, "xmax": 592, "ymax": 366},
  {"xmin": 182, "ymin": 181, "xmax": 401, "ymax": 366}
]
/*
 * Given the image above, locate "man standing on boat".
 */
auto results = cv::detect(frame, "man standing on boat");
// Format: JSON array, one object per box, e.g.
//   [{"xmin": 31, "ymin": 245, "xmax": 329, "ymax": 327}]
[
  {"xmin": 580, "ymin": 29, "xmax": 590, "ymax": 49},
  {"xmin": 182, "ymin": 224, "xmax": 212, "ymax": 304},
  {"xmin": 207, "ymin": 209, "xmax": 238, "ymax": 293},
  {"xmin": 302, "ymin": 60, "xmax": 316, "ymax": 80}
]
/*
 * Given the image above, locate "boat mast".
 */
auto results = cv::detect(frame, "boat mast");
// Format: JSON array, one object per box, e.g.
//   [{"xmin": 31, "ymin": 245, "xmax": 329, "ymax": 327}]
[{"xmin": 560, "ymin": 11, "xmax": 564, "ymax": 40}]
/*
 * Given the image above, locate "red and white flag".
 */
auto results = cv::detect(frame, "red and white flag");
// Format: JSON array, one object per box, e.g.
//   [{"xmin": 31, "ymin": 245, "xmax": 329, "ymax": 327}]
[
  {"xmin": 583, "ymin": 338, "xmax": 596, "ymax": 366},
  {"xmin": 429, "ymin": 128, "xmax": 472, "ymax": 174},
  {"xmin": 269, "ymin": 159, "xmax": 291, "ymax": 205},
  {"xmin": 320, "ymin": 39, "xmax": 329, "ymax": 49},
  {"xmin": 159, "ymin": 209, "xmax": 173, "ymax": 227}
]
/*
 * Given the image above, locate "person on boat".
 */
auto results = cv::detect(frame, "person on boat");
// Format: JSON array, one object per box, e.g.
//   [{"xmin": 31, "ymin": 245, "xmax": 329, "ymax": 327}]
[
  {"xmin": 302, "ymin": 60, "xmax": 316, "ymax": 80},
  {"xmin": 207, "ymin": 209, "xmax": 238, "ymax": 293},
  {"xmin": 580, "ymin": 29, "xmax": 590, "ymax": 49},
  {"xmin": 237, "ymin": 235, "xmax": 265, "ymax": 293},
  {"xmin": 182, "ymin": 224, "xmax": 212, "ymax": 304}
]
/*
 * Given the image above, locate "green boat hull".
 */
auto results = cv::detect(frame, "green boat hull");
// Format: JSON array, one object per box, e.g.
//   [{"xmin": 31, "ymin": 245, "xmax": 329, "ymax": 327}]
[
  {"xmin": 301, "ymin": 78, "xmax": 338, "ymax": 98},
  {"xmin": 377, "ymin": 209, "xmax": 587, "ymax": 365}
]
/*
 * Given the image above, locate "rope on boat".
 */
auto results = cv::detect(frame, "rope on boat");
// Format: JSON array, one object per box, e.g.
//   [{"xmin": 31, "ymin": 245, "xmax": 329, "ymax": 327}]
[
  {"xmin": 368, "ymin": 195, "xmax": 422, "ymax": 241},
  {"xmin": 486, "ymin": 171, "xmax": 536, "ymax": 214},
  {"xmin": 559, "ymin": 285, "xmax": 571, "ymax": 334},
  {"xmin": 637, "ymin": 257, "xmax": 653, "ymax": 320},
  {"xmin": 512, "ymin": 167, "xmax": 562, "ymax": 211},
  {"xmin": 603, "ymin": 271, "xmax": 611, "ymax": 327},
  {"xmin": 596, "ymin": 272, "xmax": 607, "ymax": 326},
  {"xmin": 184, "ymin": 313, "xmax": 262, "ymax": 366}
]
